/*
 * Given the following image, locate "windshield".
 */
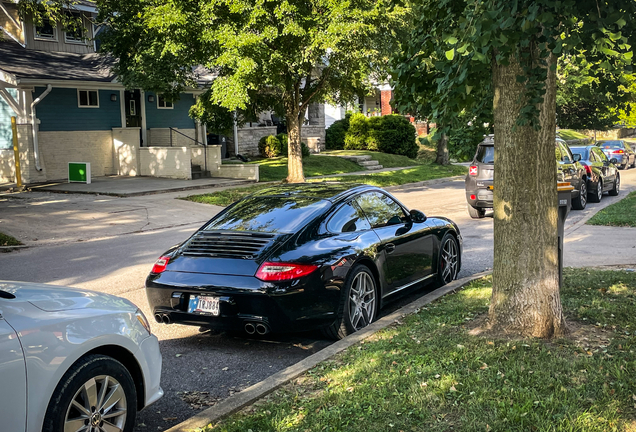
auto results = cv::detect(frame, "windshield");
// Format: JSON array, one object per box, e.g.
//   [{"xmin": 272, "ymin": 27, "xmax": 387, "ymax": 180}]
[
  {"xmin": 600, "ymin": 141, "xmax": 624, "ymax": 149},
  {"xmin": 475, "ymin": 145, "xmax": 494, "ymax": 164},
  {"xmin": 205, "ymin": 196, "xmax": 331, "ymax": 233}
]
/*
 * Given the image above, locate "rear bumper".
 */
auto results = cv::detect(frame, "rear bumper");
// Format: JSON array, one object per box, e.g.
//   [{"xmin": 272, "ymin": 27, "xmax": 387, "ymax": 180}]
[
  {"xmin": 465, "ymin": 189, "xmax": 493, "ymax": 209},
  {"xmin": 145, "ymin": 270, "xmax": 339, "ymax": 333}
]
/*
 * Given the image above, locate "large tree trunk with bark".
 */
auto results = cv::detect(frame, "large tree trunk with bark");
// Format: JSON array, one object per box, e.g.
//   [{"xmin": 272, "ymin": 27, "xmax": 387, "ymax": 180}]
[
  {"xmin": 489, "ymin": 52, "xmax": 568, "ymax": 338},
  {"xmin": 286, "ymin": 108, "xmax": 305, "ymax": 183},
  {"xmin": 435, "ymin": 133, "xmax": 449, "ymax": 165}
]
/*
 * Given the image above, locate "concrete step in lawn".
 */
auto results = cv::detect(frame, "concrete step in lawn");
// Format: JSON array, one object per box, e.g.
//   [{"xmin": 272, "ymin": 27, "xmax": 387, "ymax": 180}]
[{"xmin": 334, "ymin": 155, "xmax": 383, "ymax": 170}]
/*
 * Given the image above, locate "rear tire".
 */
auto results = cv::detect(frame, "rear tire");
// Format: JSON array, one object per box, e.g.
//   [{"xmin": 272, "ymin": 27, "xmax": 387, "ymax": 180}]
[
  {"xmin": 43, "ymin": 354, "xmax": 137, "ymax": 432},
  {"xmin": 589, "ymin": 179, "xmax": 602, "ymax": 203},
  {"xmin": 609, "ymin": 174, "xmax": 620, "ymax": 196},
  {"xmin": 572, "ymin": 180, "xmax": 587, "ymax": 210},
  {"xmin": 321, "ymin": 264, "xmax": 378, "ymax": 340},
  {"xmin": 467, "ymin": 204, "xmax": 486, "ymax": 219},
  {"xmin": 435, "ymin": 233, "xmax": 459, "ymax": 287}
]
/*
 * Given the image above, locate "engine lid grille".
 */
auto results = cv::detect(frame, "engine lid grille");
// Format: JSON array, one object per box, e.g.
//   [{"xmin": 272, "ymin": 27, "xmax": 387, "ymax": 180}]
[{"xmin": 182, "ymin": 231, "xmax": 276, "ymax": 259}]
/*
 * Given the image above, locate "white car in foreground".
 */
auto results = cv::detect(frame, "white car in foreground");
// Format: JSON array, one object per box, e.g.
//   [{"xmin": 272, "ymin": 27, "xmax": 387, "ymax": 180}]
[{"xmin": 0, "ymin": 281, "xmax": 163, "ymax": 432}]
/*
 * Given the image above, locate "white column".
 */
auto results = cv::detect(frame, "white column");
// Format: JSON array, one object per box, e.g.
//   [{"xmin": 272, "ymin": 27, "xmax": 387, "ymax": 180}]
[
  {"xmin": 140, "ymin": 90, "xmax": 147, "ymax": 146},
  {"xmin": 119, "ymin": 89, "xmax": 126, "ymax": 128}
]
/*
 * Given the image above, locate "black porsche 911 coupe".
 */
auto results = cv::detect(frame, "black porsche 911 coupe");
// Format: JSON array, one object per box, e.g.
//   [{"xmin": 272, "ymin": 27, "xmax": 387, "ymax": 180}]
[{"xmin": 146, "ymin": 184, "xmax": 462, "ymax": 339}]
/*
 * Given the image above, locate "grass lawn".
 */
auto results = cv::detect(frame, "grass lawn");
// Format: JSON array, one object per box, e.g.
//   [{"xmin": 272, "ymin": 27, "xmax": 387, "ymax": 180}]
[
  {"xmin": 310, "ymin": 163, "xmax": 467, "ymax": 188},
  {"xmin": 243, "ymin": 155, "xmax": 362, "ymax": 182},
  {"xmin": 588, "ymin": 191, "xmax": 636, "ymax": 227},
  {"xmin": 183, "ymin": 163, "xmax": 467, "ymax": 206},
  {"xmin": 0, "ymin": 232, "xmax": 21, "ymax": 247},
  {"xmin": 557, "ymin": 129, "xmax": 590, "ymax": 141},
  {"xmin": 322, "ymin": 150, "xmax": 425, "ymax": 168},
  {"xmin": 206, "ymin": 269, "xmax": 636, "ymax": 432}
]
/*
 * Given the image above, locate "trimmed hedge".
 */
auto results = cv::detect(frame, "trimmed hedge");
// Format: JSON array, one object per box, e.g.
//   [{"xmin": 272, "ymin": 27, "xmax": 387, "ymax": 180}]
[
  {"xmin": 258, "ymin": 135, "xmax": 283, "ymax": 158},
  {"xmin": 325, "ymin": 113, "xmax": 351, "ymax": 150},
  {"xmin": 344, "ymin": 114, "xmax": 418, "ymax": 159}
]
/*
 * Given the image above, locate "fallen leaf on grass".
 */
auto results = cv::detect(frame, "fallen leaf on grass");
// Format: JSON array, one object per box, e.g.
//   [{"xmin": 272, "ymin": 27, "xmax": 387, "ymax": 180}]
[
  {"xmin": 450, "ymin": 386, "xmax": 457, "ymax": 392},
  {"xmin": 163, "ymin": 417, "xmax": 177, "ymax": 421},
  {"xmin": 480, "ymin": 363, "xmax": 488, "ymax": 370},
  {"xmin": 175, "ymin": 354, "xmax": 182, "ymax": 358}
]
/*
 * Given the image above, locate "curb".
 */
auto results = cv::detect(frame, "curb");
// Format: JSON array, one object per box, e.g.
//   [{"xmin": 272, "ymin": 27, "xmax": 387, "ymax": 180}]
[
  {"xmin": 166, "ymin": 270, "xmax": 491, "ymax": 432},
  {"xmin": 565, "ymin": 185, "xmax": 635, "ymax": 235}
]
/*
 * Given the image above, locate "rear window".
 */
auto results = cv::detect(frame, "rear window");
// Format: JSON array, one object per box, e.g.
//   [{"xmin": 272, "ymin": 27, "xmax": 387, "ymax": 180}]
[
  {"xmin": 475, "ymin": 145, "xmax": 494, "ymax": 163},
  {"xmin": 205, "ymin": 197, "xmax": 330, "ymax": 233},
  {"xmin": 600, "ymin": 141, "xmax": 624, "ymax": 149},
  {"xmin": 570, "ymin": 147, "xmax": 589, "ymax": 160}
]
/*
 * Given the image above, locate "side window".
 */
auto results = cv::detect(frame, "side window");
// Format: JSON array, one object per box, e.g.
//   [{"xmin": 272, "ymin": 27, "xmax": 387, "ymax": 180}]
[
  {"xmin": 588, "ymin": 150, "xmax": 596, "ymax": 162},
  {"xmin": 560, "ymin": 143, "xmax": 573, "ymax": 163},
  {"xmin": 625, "ymin": 143, "xmax": 633, "ymax": 152},
  {"xmin": 327, "ymin": 202, "xmax": 371, "ymax": 233},
  {"xmin": 355, "ymin": 192, "xmax": 407, "ymax": 229},
  {"xmin": 594, "ymin": 147, "xmax": 608, "ymax": 162}
]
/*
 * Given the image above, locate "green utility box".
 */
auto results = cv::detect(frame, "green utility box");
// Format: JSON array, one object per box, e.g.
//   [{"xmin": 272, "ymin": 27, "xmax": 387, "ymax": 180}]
[{"xmin": 68, "ymin": 162, "xmax": 91, "ymax": 184}]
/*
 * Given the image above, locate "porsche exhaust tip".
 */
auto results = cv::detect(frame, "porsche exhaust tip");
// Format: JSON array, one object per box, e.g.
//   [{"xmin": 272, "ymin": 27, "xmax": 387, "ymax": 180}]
[
  {"xmin": 244, "ymin": 322, "xmax": 256, "ymax": 335},
  {"xmin": 255, "ymin": 323, "xmax": 269, "ymax": 335}
]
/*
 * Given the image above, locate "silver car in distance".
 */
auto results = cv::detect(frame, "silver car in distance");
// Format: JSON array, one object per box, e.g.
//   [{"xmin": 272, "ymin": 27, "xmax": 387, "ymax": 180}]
[{"xmin": 0, "ymin": 281, "xmax": 163, "ymax": 432}]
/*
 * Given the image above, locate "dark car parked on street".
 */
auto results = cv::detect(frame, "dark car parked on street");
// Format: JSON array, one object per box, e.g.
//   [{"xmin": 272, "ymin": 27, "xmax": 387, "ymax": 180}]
[
  {"xmin": 465, "ymin": 136, "xmax": 588, "ymax": 218},
  {"xmin": 146, "ymin": 184, "xmax": 462, "ymax": 339},
  {"xmin": 569, "ymin": 145, "xmax": 621, "ymax": 203},
  {"xmin": 597, "ymin": 140, "xmax": 636, "ymax": 170}
]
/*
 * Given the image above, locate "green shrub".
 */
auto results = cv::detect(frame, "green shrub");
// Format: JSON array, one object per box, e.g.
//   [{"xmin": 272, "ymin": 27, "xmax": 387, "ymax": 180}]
[
  {"xmin": 345, "ymin": 114, "xmax": 418, "ymax": 158},
  {"xmin": 344, "ymin": 113, "xmax": 369, "ymax": 150},
  {"xmin": 277, "ymin": 133, "xmax": 289, "ymax": 155},
  {"xmin": 325, "ymin": 114, "xmax": 351, "ymax": 150},
  {"xmin": 258, "ymin": 135, "xmax": 282, "ymax": 158},
  {"xmin": 301, "ymin": 142, "xmax": 311, "ymax": 157}
]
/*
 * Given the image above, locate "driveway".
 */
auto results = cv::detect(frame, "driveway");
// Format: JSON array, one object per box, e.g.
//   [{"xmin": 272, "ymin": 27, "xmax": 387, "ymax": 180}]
[{"xmin": 1, "ymin": 168, "xmax": 635, "ymax": 431}]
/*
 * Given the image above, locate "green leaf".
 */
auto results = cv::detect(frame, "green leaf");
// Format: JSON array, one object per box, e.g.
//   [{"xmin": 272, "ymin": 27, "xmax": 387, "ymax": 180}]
[
  {"xmin": 466, "ymin": 85, "xmax": 473, "ymax": 95},
  {"xmin": 445, "ymin": 49, "xmax": 455, "ymax": 60},
  {"xmin": 616, "ymin": 17, "xmax": 627, "ymax": 28},
  {"xmin": 446, "ymin": 36, "xmax": 458, "ymax": 45}
]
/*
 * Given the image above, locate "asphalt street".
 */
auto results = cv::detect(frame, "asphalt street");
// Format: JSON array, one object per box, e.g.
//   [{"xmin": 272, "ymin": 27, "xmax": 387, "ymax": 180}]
[{"xmin": 1, "ymin": 167, "xmax": 635, "ymax": 431}]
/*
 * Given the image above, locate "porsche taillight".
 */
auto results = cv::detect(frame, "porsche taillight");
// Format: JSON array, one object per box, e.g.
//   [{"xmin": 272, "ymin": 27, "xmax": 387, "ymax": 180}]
[{"xmin": 255, "ymin": 262, "xmax": 318, "ymax": 281}]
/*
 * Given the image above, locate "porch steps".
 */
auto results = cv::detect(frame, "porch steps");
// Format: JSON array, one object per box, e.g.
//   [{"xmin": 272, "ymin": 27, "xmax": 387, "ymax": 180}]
[
  {"xmin": 336, "ymin": 155, "xmax": 383, "ymax": 170},
  {"xmin": 191, "ymin": 164, "xmax": 210, "ymax": 180}
]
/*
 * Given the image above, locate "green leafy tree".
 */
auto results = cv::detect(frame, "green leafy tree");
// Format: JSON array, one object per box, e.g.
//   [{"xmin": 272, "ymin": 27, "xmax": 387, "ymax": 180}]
[
  {"xmin": 97, "ymin": 0, "xmax": 407, "ymax": 183},
  {"xmin": 393, "ymin": 0, "xmax": 635, "ymax": 338},
  {"xmin": 556, "ymin": 55, "xmax": 633, "ymax": 130}
]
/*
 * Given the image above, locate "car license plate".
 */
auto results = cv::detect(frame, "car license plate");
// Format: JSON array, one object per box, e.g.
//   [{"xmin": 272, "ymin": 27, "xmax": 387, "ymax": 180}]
[{"xmin": 188, "ymin": 295, "xmax": 220, "ymax": 315}]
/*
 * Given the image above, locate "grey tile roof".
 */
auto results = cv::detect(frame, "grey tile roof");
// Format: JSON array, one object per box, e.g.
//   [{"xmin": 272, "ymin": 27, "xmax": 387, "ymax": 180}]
[{"xmin": 0, "ymin": 40, "xmax": 116, "ymax": 83}]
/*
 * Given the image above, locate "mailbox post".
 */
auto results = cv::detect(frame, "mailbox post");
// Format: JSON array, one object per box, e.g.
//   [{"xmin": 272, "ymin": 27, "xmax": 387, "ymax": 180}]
[{"xmin": 556, "ymin": 182, "xmax": 574, "ymax": 289}]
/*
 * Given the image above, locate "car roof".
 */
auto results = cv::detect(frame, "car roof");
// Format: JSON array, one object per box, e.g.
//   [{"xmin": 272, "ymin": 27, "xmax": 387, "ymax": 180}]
[{"xmin": 249, "ymin": 183, "xmax": 377, "ymax": 203}]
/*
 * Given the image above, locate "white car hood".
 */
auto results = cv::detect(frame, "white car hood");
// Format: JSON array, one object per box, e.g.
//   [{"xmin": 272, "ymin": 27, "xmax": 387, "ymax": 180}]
[{"xmin": 0, "ymin": 281, "xmax": 137, "ymax": 313}]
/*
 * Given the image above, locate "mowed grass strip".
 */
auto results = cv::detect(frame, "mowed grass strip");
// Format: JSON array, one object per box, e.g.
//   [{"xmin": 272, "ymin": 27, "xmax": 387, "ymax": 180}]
[
  {"xmin": 557, "ymin": 129, "xmax": 590, "ymax": 141},
  {"xmin": 310, "ymin": 163, "xmax": 467, "ymax": 187},
  {"xmin": 206, "ymin": 269, "xmax": 636, "ymax": 432},
  {"xmin": 588, "ymin": 191, "xmax": 636, "ymax": 227},
  {"xmin": 0, "ymin": 232, "xmax": 21, "ymax": 247},
  {"xmin": 183, "ymin": 164, "xmax": 467, "ymax": 206}
]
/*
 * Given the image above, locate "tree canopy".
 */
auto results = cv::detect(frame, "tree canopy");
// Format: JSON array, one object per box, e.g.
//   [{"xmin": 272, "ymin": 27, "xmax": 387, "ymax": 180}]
[{"xmin": 97, "ymin": 0, "xmax": 408, "ymax": 181}]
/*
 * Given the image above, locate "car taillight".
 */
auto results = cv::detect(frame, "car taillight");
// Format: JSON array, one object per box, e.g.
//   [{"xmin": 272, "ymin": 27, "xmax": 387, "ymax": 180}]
[
  {"xmin": 470, "ymin": 194, "xmax": 476, "ymax": 200},
  {"xmin": 151, "ymin": 256, "xmax": 171, "ymax": 274},
  {"xmin": 255, "ymin": 262, "xmax": 318, "ymax": 281},
  {"xmin": 613, "ymin": 149, "xmax": 624, "ymax": 154},
  {"xmin": 469, "ymin": 165, "xmax": 478, "ymax": 176},
  {"xmin": 583, "ymin": 165, "xmax": 592, "ymax": 176}
]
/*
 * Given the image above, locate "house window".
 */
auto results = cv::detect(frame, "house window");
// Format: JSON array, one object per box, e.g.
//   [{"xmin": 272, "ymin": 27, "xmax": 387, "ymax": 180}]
[
  {"xmin": 64, "ymin": 12, "xmax": 84, "ymax": 43},
  {"xmin": 35, "ymin": 18, "xmax": 57, "ymax": 40},
  {"xmin": 78, "ymin": 90, "xmax": 99, "ymax": 108},
  {"xmin": 157, "ymin": 94, "xmax": 173, "ymax": 109}
]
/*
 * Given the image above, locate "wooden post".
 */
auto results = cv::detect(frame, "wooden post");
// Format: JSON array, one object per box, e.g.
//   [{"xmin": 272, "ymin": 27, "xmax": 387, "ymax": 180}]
[{"xmin": 11, "ymin": 116, "xmax": 22, "ymax": 187}]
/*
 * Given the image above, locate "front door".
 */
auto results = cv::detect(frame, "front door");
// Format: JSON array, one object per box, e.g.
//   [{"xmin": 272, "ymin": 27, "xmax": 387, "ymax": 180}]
[{"xmin": 125, "ymin": 90, "xmax": 142, "ymax": 128}]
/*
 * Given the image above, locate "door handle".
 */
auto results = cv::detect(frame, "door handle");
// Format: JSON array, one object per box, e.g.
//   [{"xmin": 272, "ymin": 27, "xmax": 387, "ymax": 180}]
[{"xmin": 385, "ymin": 243, "xmax": 396, "ymax": 254}]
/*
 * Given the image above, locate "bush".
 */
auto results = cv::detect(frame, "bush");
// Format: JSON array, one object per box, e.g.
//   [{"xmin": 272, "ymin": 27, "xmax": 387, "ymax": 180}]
[
  {"xmin": 344, "ymin": 113, "xmax": 369, "ymax": 150},
  {"xmin": 301, "ymin": 142, "xmax": 311, "ymax": 157},
  {"xmin": 325, "ymin": 114, "xmax": 351, "ymax": 150},
  {"xmin": 258, "ymin": 135, "xmax": 282, "ymax": 158},
  {"xmin": 345, "ymin": 114, "xmax": 418, "ymax": 158}
]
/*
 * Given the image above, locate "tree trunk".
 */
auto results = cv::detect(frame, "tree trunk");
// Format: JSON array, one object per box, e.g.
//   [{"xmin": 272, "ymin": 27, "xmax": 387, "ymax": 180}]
[
  {"xmin": 286, "ymin": 108, "xmax": 305, "ymax": 183},
  {"xmin": 489, "ymin": 52, "xmax": 568, "ymax": 338},
  {"xmin": 435, "ymin": 133, "xmax": 449, "ymax": 165}
]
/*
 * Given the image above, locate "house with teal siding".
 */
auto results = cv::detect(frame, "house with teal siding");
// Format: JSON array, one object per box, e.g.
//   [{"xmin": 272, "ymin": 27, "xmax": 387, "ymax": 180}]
[{"xmin": 0, "ymin": 0, "xmax": 237, "ymax": 184}]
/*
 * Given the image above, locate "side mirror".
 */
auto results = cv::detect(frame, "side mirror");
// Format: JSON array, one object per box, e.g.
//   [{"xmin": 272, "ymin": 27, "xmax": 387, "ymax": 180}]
[
  {"xmin": 610, "ymin": 158, "xmax": 618, "ymax": 164},
  {"xmin": 410, "ymin": 209, "xmax": 427, "ymax": 223},
  {"xmin": 572, "ymin": 153, "xmax": 582, "ymax": 162}
]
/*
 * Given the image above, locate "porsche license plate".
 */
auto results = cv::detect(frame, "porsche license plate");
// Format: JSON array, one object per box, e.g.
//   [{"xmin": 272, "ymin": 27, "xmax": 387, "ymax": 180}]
[{"xmin": 188, "ymin": 295, "xmax": 220, "ymax": 315}]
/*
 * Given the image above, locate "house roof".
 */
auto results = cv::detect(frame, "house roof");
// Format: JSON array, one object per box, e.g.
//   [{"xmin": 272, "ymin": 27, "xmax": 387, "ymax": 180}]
[{"xmin": 0, "ymin": 40, "xmax": 115, "ymax": 84}]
